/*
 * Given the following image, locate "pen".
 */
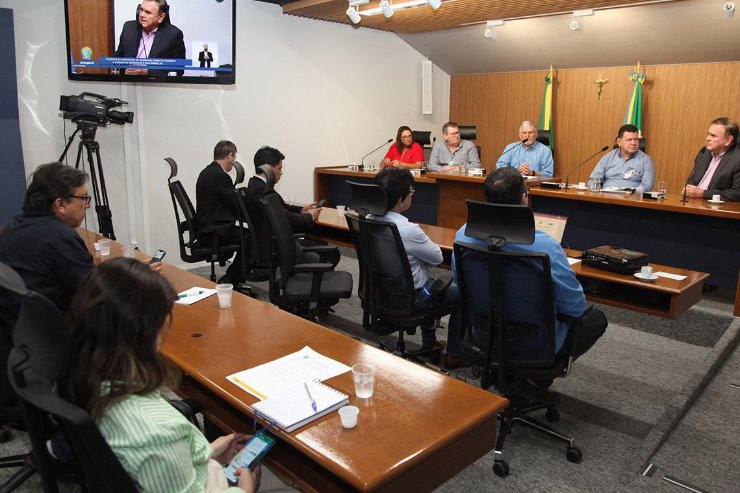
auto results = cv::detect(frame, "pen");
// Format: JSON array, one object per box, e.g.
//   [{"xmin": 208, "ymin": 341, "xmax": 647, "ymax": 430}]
[
  {"xmin": 178, "ymin": 290, "xmax": 204, "ymax": 299},
  {"xmin": 304, "ymin": 382, "xmax": 317, "ymax": 412}
]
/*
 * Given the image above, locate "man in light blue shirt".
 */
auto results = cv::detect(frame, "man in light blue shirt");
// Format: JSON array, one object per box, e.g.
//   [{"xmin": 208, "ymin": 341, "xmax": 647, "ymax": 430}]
[
  {"xmin": 588, "ymin": 124, "xmax": 655, "ymax": 192},
  {"xmin": 496, "ymin": 121, "xmax": 554, "ymax": 177},
  {"xmin": 428, "ymin": 121, "xmax": 481, "ymax": 172},
  {"xmin": 452, "ymin": 167, "xmax": 607, "ymax": 361},
  {"xmin": 373, "ymin": 168, "xmax": 465, "ymax": 368}
]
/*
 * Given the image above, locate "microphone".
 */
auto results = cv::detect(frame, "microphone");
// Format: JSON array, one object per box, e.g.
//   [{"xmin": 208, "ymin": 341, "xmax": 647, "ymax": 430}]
[
  {"xmin": 360, "ymin": 138, "xmax": 393, "ymax": 169},
  {"xmin": 498, "ymin": 138, "xmax": 529, "ymax": 168},
  {"xmin": 681, "ymin": 147, "xmax": 705, "ymax": 204},
  {"xmin": 563, "ymin": 145, "xmax": 609, "ymax": 189}
]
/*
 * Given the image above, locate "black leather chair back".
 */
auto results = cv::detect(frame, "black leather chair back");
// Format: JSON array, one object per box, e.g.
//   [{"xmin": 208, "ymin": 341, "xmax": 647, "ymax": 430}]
[
  {"xmin": 411, "ymin": 130, "xmax": 432, "ymax": 147},
  {"xmin": 4, "ymin": 264, "xmax": 137, "ymax": 492},
  {"xmin": 233, "ymin": 160, "xmax": 245, "ymax": 185},
  {"xmin": 459, "ymin": 125, "xmax": 477, "ymax": 140},
  {"xmin": 346, "ymin": 180, "xmax": 387, "ymax": 218},
  {"xmin": 260, "ymin": 194, "xmax": 297, "ymax": 293},
  {"xmin": 464, "ymin": 200, "xmax": 534, "ymax": 247},
  {"xmin": 536, "ymin": 130, "xmax": 550, "ymax": 147},
  {"xmin": 234, "ymin": 187, "xmax": 260, "ymax": 278}
]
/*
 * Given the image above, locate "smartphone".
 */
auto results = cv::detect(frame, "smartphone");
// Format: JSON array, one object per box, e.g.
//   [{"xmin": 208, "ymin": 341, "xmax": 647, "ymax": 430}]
[
  {"xmin": 223, "ymin": 431, "xmax": 277, "ymax": 483},
  {"xmin": 316, "ymin": 199, "xmax": 326, "ymax": 208},
  {"xmin": 149, "ymin": 249, "xmax": 166, "ymax": 264}
]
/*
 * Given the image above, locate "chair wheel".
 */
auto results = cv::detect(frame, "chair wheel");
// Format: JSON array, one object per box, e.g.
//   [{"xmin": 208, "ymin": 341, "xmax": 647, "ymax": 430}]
[
  {"xmin": 545, "ymin": 408, "xmax": 560, "ymax": 422},
  {"xmin": 566, "ymin": 446, "xmax": 583, "ymax": 463},
  {"xmin": 493, "ymin": 459, "xmax": 510, "ymax": 478}
]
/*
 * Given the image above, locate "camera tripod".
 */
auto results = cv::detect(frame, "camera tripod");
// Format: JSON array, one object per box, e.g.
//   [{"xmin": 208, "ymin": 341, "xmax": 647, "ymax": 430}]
[{"xmin": 59, "ymin": 120, "xmax": 115, "ymax": 239}]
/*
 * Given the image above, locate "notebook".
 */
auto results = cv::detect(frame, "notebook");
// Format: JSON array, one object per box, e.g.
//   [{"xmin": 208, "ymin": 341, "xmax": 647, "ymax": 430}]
[{"xmin": 252, "ymin": 379, "xmax": 349, "ymax": 432}]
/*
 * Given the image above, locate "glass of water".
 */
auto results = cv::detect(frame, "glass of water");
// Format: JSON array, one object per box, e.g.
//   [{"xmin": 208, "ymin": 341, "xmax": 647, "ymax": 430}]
[{"xmin": 351, "ymin": 363, "xmax": 376, "ymax": 398}]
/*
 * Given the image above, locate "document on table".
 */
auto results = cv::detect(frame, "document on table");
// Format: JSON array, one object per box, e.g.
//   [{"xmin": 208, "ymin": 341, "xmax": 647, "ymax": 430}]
[
  {"xmin": 175, "ymin": 287, "xmax": 217, "ymax": 305},
  {"xmin": 227, "ymin": 346, "xmax": 351, "ymax": 400},
  {"xmin": 655, "ymin": 271, "xmax": 688, "ymax": 281},
  {"xmin": 567, "ymin": 257, "xmax": 582, "ymax": 266}
]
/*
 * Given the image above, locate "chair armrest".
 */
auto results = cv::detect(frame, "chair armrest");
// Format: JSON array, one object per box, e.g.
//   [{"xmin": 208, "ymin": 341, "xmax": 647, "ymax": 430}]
[
  {"xmin": 302, "ymin": 245, "xmax": 339, "ymax": 255},
  {"xmin": 293, "ymin": 262, "xmax": 334, "ymax": 274}
]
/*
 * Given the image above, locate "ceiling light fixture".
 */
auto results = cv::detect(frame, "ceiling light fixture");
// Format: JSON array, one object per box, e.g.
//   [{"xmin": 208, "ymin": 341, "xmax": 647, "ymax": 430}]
[
  {"xmin": 380, "ymin": 1, "xmax": 394, "ymax": 18},
  {"xmin": 483, "ymin": 20, "xmax": 504, "ymax": 40},
  {"xmin": 359, "ymin": 0, "xmax": 455, "ymax": 17},
  {"xmin": 346, "ymin": 6, "xmax": 361, "ymax": 24},
  {"xmin": 570, "ymin": 8, "xmax": 593, "ymax": 31}
]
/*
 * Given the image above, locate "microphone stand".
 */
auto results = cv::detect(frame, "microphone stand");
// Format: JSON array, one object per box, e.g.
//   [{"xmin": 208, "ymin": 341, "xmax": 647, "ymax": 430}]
[
  {"xmin": 563, "ymin": 145, "xmax": 609, "ymax": 189},
  {"xmin": 360, "ymin": 138, "xmax": 393, "ymax": 170},
  {"xmin": 681, "ymin": 147, "xmax": 705, "ymax": 204}
]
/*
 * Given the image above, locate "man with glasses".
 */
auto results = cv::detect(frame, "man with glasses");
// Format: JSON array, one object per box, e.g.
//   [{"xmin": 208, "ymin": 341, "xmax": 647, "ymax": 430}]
[
  {"xmin": 373, "ymin": 168, "xmax": 466, "ymax": 367},
  {"xmin": 428, "ymin": 121, "xmax": 481, "ymax": 172},
  {"xmin": 0, "ymin": 162, "xmax": 94, "ymax": 339}
]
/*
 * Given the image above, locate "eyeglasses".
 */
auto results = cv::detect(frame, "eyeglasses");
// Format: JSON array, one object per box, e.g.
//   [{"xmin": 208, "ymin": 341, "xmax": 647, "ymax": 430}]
[
  {"xmin": 69, "ymin": 194, "xmax": 92, "ymax": 205},
  {"xmin": 401, "ymin": 134, "xmax": 413, "ymax": 139}
]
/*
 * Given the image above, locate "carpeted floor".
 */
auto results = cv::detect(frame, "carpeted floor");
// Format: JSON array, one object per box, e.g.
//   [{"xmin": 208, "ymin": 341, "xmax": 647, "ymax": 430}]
[{"xmin": 2, "ymin": 247, "xmax": 737, "ymax": 492}]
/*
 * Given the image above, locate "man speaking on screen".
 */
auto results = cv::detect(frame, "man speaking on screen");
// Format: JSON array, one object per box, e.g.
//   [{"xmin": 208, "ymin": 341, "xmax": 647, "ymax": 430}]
[{"xmin": 113, "ymin": 0, "xmax": 185, "ymax": 76}]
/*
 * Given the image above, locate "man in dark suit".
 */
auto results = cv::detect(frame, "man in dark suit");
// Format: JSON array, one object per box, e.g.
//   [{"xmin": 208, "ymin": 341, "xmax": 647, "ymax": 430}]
[
  {"xmin": 113, "ymin": 0, "xmax": 185, "ymax": 76},
  {"xmin": 245, "ymin": 146, "xmax": 338, "ymax": 269},
  {"xmin": 195, "ymin": 140, "xmax": 245, "ymax": 284},
  {"xmin": 683, "ymin": 117, "xmax": 740, "ymax": 202},
  {"xmin": 198, "ymin": 44, "xmax": 213, "ymax": 68}
]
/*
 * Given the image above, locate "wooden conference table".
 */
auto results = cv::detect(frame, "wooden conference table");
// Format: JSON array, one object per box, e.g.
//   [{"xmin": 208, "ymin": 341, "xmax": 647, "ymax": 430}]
[
  {"xmin": 314, "ymin": 165, "xmax": 554, "ymax": 228},
  {"xmin": 528, "ymin": 187, "xmax": 740, "ymax": 289},
  {"xmin": 76, "ymin": 229, "xmax": 508, "ymax": 493},
  {"xmin": 312, "ymin": 209, "xmax": 708, "ymax": 319}
]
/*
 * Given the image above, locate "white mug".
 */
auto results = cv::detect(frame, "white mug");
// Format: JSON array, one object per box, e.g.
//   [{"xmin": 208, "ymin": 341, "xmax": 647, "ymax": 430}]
[
  {"xmin": 640, "ymin": 266, "xmax": 653, "ymax": 277},
  {"xmin": 712, "ymin": 194, "xmax": 721, "ymax": 202}
]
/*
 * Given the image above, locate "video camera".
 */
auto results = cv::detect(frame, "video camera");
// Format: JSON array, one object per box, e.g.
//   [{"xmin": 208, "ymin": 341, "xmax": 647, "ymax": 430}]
[{"xmin": 59, "ymin": 92, "xmax": 134, "ymax": 126}]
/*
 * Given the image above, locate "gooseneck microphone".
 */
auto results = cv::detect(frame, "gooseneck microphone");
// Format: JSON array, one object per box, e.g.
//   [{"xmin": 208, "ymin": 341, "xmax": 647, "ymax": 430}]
[
  {"xmin": 360, "ymin": 138, "xmax": 393, "ymax": 169},
  {"xmin": 563, "ymin": 145, "xmax": 610, "ymax": 189},
  {"xmin": 681, "ymin": 147, "xmax": 705, "ymax": 204},
  {"xmin": 498, "ymin": 138, "xmax": 529, "ymax": 167}
]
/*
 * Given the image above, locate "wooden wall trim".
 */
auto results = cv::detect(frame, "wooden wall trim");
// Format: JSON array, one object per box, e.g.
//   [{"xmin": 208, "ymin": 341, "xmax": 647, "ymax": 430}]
[{"xmin": 450, "ymin": 62, "xmax": 740, "ymax": 196}]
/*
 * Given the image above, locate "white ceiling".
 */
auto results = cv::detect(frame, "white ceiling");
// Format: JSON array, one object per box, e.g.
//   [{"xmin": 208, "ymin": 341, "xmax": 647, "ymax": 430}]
[{"xmin": 397, "ymin": 0, "xmax": 740, "ymax": 74}]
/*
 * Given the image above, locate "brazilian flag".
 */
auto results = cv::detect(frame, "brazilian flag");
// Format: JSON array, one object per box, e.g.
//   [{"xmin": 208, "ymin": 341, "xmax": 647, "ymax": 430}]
[
  {"xmin": 624, "ymin": 63, "xmax": 646, "ymax": 137},
  {"xmin": 538, "ymin": 66, "xmax": 554, "ymax": 149}
]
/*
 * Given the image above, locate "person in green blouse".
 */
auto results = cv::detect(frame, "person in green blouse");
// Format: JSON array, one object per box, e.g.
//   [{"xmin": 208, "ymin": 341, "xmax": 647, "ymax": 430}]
[{"xmin": 62, "ymin": 257, "xmax": 260, "ymax": 492}]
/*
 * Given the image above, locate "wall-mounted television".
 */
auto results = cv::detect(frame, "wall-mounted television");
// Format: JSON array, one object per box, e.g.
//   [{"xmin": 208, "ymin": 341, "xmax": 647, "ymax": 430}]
[{"xmin": 64, "ymin": 0, "xmax": 235, "ymax": 84}]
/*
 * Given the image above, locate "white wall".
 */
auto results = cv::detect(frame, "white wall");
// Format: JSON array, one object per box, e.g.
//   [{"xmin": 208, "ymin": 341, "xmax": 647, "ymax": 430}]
[{"xmin": 3, "ymin": 0, "xmax": 450, "ymax": 267}]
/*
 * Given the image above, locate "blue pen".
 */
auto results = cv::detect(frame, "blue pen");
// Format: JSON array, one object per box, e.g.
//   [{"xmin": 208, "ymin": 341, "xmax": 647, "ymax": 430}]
[{"xmin": 304, "ymin": 382, "xmax": 317, "ymax": 412}]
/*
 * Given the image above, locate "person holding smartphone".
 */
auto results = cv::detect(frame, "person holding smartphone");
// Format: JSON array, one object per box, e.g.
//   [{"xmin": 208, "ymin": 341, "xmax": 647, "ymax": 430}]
[{"xmin": 61, "ymin": 258, "xmax": 261, "ymax": 492}]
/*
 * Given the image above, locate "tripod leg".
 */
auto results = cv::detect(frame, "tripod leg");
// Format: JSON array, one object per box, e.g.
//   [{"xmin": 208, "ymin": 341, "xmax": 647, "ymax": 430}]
[
  {"xmin": 83, "ymin": 141, "xmax": 115, "ymax": 240},
  {"xmin": 92, "ymin": 144, "xmax": 115, "ymax": 240}
]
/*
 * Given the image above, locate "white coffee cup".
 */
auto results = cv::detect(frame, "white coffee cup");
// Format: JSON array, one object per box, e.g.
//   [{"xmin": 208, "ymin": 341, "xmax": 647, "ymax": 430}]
[
  {"xmin": 640, "ymin": 266, "xmax": 653, "ymax": 277},
  {"xmin": 215, "ymin": 283, "xmax": 233, "ymax": 308},
  {"xmin": 712, "ymin": 194, "xmax": 721, "ymax": 202},
  {"xmin": 410, "ymin": 169, "xmax": 421, "ymax": 177},
  {"xmin": 578, "ymin": 182, "xmax": 586, "ymax": 188},
  {"xmin": 338, "ymin": 405, "xmax": 359, "ymax": 429}
]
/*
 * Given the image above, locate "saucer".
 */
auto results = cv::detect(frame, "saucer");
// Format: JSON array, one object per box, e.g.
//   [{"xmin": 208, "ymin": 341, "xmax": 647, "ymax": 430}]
[
  {"xmin": 707, "ymin": 199, "xmax": 724, "ymax": 204},
  {"xmin": 634, "ymin": 272, "xmax": 658, "ymax": 281}
]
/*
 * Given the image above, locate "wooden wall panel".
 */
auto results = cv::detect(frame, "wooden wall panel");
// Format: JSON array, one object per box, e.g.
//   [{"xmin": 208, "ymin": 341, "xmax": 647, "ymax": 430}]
[
  {"xmin": 67, "ymin": 0, "xmax": 113, "ymax": 75},
  {"xmin": 451, "ymin": 62, "xmax": 740, "ymax": 196}
]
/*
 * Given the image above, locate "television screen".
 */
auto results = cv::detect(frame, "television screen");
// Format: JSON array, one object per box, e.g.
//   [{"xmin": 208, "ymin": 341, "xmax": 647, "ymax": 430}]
[{"xmin": 64, "ymin": 0, "xmax": 235, "ymax": 84}]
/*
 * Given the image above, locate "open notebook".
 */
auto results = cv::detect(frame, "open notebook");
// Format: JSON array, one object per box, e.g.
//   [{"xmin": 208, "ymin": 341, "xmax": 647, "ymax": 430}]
[{"xmin": 252, "ymin": 379, "xmax": 349, "ymax": 432}]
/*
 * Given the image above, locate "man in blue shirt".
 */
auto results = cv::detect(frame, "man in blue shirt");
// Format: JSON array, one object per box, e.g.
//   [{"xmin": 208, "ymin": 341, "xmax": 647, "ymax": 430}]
[
  {"xmin": 452, "ymin": 167, "xmax": 606, "ymax": 361},
  {"xmin": 496, "ymin": 121, "xmax": 554, "ymax": 177},
  {"xmin": 588, "ymin": 124, "xmax": 655, "ymax": 192}
]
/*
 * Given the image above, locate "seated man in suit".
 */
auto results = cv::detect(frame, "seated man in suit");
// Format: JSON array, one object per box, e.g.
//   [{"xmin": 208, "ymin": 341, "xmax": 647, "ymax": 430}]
[
  {"xmin": 113, "ymin": 0, "xmax": 185, "ymax": 76},
  {"xmin": 428, "ymin": 121, "xmax": 481, "ymax": 172},
  {"xmin": 0, "ymin": 162, "xmax": 93, "ymax": 339},
  {"xmin": 195, "ymin": 140, "xmax": 246, "ymax": 285},
  {"xmin": 683, "ymin": 117, "xmax": 740, "ymax": 202},
  {"xmin": 453, "ymin": 167, "xmax": 607, "ymax": 366},
  {"xmin": 245, "ymin": 146, "xmax": 337, "ymax": 269},
  {"xmin": 588, "ymin": 124, "xmax": 654, "ymax": 192},
  {"xmin": 496, "ymin": 120, "xmax": 553, "ymax": 177},
  {"xmin": 373, "ymin": 168, "xmax": 465, "ymax": 367}
]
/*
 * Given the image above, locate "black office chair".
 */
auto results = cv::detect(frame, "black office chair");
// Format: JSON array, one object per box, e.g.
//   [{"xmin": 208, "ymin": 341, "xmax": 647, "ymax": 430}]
[
  {"xmin": 232, "ymin": 160, "xmax": 246, "ymax": 186},
  {"xmin": 536, "ymin": 129, "xmax": 551, "ymax": 147},
  {"xmin": 260, "ymin": 194, "xmax": 352, "ymax": 320},
  {"xmin": 164, "ymin": 157, "xmax": 242, "ymax": 283},
  {"xmin": 453, "ymin": 200, "xmax": 584, "ymax": 478},
  {"xmin": 412, "ymin": 130, "xmax": 435, "ymax": 162},
  {"xmin": 0, "ymin": 262, "xmax": 137, "ymax": 492},
  {"xmin": 234, "ymin": 187, "xmax": 267, "ymax": 286},
  {"xmin": 459, "ymin": 125, "xmax": 481, "ymax": 161},
  {"xmin": 345, "ymin": 181, "xmax": 455, "ymax": 362}
]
